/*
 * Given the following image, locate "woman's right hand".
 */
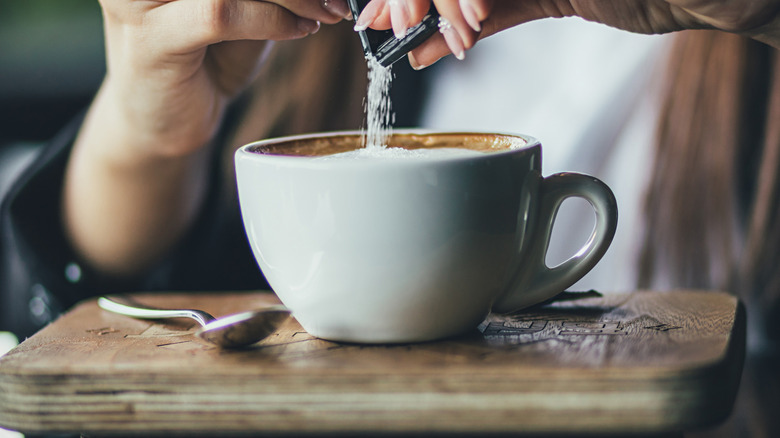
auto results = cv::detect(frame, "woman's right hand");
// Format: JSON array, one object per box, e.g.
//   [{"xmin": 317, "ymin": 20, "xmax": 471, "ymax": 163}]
[
  {"xmin": 99, "ymin": 0, "xmax": 350, "ymax": 158},
  {"xmin": 64, "ymin": 0, "xmax": 351, "ymax": 277}
]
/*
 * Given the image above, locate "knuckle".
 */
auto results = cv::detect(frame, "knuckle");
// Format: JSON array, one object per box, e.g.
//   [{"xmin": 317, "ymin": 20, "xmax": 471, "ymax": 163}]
[{"xmin": 198, "ymin": 0, "xmax": 236, "ymax": 39}]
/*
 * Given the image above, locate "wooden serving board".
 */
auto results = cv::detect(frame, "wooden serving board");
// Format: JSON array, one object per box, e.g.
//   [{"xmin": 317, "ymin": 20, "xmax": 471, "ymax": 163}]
[{"xmin": 0, "ymin": 290, "xmax": 745, "ymax": 436}]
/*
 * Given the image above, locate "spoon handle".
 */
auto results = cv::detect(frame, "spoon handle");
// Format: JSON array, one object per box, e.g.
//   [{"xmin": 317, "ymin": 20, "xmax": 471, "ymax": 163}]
[{"xmin": 97, "ymin": 296, "xmax": 216, "ymax": 327}]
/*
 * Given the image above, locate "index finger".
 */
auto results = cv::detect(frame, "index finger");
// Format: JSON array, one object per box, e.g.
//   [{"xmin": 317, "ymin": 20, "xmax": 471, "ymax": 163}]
[{"xmin": 152, "ymin": 0, "xmax": 334, "ymax": 50}]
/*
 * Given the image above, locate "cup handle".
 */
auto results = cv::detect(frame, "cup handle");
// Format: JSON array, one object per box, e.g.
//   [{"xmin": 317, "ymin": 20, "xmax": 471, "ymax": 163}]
[{"xmin": 491, "ymin": 172, "xmax": 618, "ymax": 313}]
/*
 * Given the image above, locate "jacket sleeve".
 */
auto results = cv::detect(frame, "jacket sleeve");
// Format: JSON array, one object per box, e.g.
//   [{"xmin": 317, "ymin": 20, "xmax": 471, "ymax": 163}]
[{"xmin": 0, "ymin": 109, "xmax": 267, "ymax": 339}]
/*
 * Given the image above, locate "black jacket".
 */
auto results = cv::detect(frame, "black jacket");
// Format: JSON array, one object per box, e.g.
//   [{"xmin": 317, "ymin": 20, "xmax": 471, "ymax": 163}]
[{"xmin": 0, "ymin": 112, "xmax": 267, "ymax": 339}]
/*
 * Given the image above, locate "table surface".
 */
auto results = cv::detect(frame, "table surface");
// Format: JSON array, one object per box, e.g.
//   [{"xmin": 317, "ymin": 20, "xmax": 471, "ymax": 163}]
[{"xmin": 0, "ymin": 290, "xmax": 745, "ymax": 436}]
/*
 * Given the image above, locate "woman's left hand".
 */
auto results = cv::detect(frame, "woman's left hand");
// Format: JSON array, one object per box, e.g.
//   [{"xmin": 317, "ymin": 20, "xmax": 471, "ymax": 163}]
[
  {"xmin": 354, "ymin": 0, "xmax": 493, "ymax": 62},
  {"xmin": 356, "ymin": 0, "xmax": 780, "ymax": 69}
]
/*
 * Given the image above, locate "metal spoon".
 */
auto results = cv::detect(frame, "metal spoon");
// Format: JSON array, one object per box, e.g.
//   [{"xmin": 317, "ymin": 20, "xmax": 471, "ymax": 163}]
[{"xmin": 97, "ymin": 296, "xmax": 291, "ymax": 348}]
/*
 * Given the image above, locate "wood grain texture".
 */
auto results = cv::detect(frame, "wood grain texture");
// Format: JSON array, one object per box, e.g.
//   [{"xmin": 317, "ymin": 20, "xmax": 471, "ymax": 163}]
[{"xmin": 0, "ymin": 290, "xmax": 745, "ymax": 436}]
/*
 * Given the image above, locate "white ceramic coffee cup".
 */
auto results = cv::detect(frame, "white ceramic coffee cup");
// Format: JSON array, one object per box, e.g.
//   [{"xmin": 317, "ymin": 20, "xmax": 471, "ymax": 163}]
[{"xmin": 235, "ymin": 131, "xmax": 617, "ymax": 343}]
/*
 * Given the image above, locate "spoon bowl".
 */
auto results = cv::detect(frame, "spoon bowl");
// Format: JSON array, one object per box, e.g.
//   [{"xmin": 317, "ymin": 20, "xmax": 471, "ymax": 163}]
[
  {"xmin": 196, "ymin": 308, "xmax": 291, "ymax": 348},
  {"xmin": 97, "ymin": 296, "xmax": 291, "ymax": 348}
]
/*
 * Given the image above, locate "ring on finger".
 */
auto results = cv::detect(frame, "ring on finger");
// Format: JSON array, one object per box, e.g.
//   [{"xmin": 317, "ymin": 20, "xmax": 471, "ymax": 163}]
[{"xmin": 438, "ymin": 16, "xmax": 453, "ymax": 33}]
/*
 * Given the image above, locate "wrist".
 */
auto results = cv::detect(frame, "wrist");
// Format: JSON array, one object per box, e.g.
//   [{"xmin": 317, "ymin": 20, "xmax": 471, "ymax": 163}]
[
  {"xmin": 96, "ymin": 73, "xmax": 227, "ymax": 162},
  {"xmin": 748, "ymin": 17, "xmax": 780, "ymax": 49},
  {"xmin": 730, "ymin": 3, "xmax": 780, "ymax": 49}
]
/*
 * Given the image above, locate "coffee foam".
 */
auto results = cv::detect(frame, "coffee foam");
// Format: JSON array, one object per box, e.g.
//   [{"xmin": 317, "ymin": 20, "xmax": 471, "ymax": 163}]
[
  {"xmin": 315, "ymin": 146, "xmax": 487, "ymax": 161},
  {"xmin": 248, "ymin": 133, "xmax": 528, "ymax": 158}
]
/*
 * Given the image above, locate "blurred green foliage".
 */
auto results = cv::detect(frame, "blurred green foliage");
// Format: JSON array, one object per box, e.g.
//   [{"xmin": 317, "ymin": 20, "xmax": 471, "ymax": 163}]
[{"xmin": 2, "ymin": 0, "xmax": 100, "ymax": 21}]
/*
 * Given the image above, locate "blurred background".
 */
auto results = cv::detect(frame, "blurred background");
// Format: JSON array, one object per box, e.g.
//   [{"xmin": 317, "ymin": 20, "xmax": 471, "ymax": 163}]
[
  {"xmin": 0, "ymin": 0, "xmax": 104, "ymax": 266},
  {"xmin": 0, "ymin": 0, "xmax": 104, "ymax": 146}
]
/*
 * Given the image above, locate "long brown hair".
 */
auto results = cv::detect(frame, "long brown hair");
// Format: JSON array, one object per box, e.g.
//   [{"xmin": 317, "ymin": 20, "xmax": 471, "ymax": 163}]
[{"xmin": 640, "ymin": 30, "xmax": 779, "ymax": 332}]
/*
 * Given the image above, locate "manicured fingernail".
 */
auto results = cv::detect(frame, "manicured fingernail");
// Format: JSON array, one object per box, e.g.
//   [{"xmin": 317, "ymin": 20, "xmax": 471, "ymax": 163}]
[
  {"xmin": 322, "ymin": 0, "xmax": 352, "ymax": 19},
  {"xmin": 354, "ymin": 14, "xmax": 372, "ymax": 31},
  {"xmin": 389, "ymin": 0, "xmax": 410, "ymax": 39},
  {"xmin": 298, "ymin": 18, "xmax": 321, "ymax": 35},
  {"xmin": 460, "ymin": 0, "xmax": 481, "ymax": 32},
  {"xmin": 438, "ymin": 17, "xmax": 465, "ymax": 60},
  {"xmin": 354, "ymin": 2, "xmax": 381, "ymax": 31}
]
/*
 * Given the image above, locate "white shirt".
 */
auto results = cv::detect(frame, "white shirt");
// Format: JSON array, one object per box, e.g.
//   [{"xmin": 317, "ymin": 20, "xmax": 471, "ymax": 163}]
[{"xmin": 420, "ymin": 17, "xmax": 673, "ymax": 293}]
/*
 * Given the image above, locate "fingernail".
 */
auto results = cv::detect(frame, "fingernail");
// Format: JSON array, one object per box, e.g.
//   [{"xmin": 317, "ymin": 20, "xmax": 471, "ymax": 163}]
[
  {"xmin": 354, "ymin": 2, "xmax": 381, "ymax": 31},
  {"xmin": 298, "ymin": 19, "xmax": 321, "ymax": 35},
  {"xmin": 438, "ymin": 17, "xmax": 465, "ymax": 60},
  {"xmin": 354, "ymin": 14, "xmax": 372, "ymax": 31},
  {"xmin": 322, "ymin": 0, "xmax": 352, "ymax": 19},
  {"xmin": 460, "ymin": 0, "xmax": 481, "ymax": 32},
  {"xmin": 388, "ymin": 0, "xmax": 410, "ymax": 39}
]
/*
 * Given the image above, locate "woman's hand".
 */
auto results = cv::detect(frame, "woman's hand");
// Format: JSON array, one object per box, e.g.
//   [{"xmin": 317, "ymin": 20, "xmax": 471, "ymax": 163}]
[
  {"xmin": 99, "ymin": 0, "xmax": 350, "ymax": 157},
  {"xmin": 354, "ymin": 0, "xmax": 492, "ymax": 62},
  {"xmin": 65, "ymin": 0, "xmax": 351, "ymax": 276},
  {"xmin": 356, "ymin": 0, "xmax": 780, "ymax": 69}
]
